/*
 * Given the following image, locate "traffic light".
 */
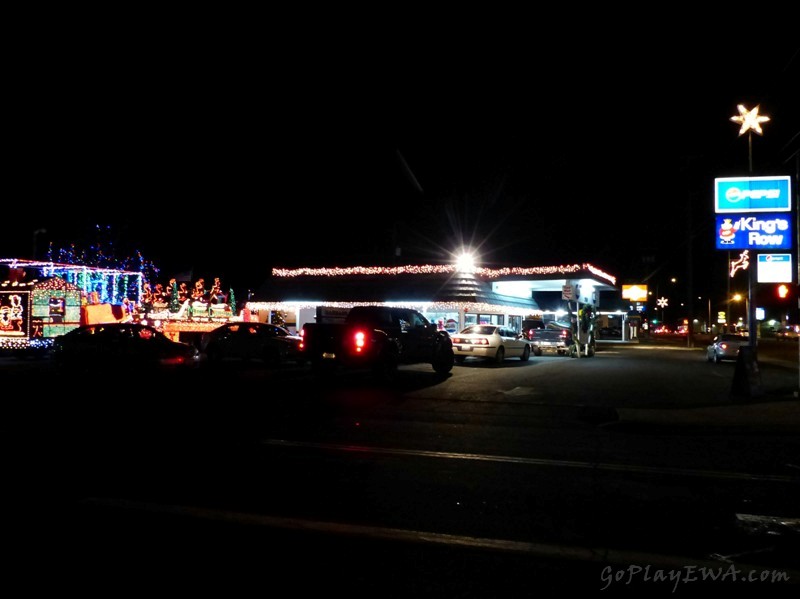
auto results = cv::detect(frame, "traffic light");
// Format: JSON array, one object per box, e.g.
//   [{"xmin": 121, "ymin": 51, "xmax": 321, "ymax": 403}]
[{"xmin": 777, "ymin": 284, "xmax": 790, "ymax": 299}]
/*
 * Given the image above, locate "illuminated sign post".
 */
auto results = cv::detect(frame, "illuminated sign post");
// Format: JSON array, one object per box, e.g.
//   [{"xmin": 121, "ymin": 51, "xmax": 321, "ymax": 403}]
[
  {"xmin": 724, "ymin": 107, "xmax": 775, "ymax": 349},
  {"xmin": 621, "ymin": 284, "xmax": 648, "ymax": 302},
  {"xmin": 714, "ymin": 172, "xmax": 793, "ymax": 348}
]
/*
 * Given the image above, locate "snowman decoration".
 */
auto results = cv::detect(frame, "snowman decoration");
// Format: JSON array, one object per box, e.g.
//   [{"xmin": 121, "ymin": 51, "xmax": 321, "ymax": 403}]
[{"xmin": 718, "ymin": 218, "xmax": 737, "ymax": 245}]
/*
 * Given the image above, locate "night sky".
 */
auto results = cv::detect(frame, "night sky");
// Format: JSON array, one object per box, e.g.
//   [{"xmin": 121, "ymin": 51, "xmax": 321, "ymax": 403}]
[{"xmin": 4, "ymin": 36, "xmax": 799, "ymax": 301}]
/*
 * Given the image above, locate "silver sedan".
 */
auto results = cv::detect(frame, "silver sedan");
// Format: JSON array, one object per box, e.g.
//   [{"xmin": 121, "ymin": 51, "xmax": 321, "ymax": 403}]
[
  {"xmin": 451, "ymin": 325, "xmax": 531, "ymax": 364},
  {"xmin": 706, "ymin": 333, "xmax": 749, "ymax": 363}
]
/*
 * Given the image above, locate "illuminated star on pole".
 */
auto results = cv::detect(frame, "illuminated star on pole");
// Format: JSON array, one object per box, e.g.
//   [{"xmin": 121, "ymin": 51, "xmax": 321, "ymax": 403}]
[
  {"xmin": 657, "ymin": 297, "xmax": 668, "ymax": 308},
  {"xmin": 730, "ymin": 104, "xmax": 770, "ymax": 136}
]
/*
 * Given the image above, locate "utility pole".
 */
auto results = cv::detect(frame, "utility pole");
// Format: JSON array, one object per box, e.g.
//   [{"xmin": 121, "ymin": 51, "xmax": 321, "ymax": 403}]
[{"xmin": 686, "ymin": 188, "xmax": 694, "ymax": 347}]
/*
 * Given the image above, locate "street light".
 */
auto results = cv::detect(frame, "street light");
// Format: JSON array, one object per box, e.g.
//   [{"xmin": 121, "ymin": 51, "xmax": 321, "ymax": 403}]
[{"xmin": 732, "ymin": 293, "xmax": 750, "ymax": 335}]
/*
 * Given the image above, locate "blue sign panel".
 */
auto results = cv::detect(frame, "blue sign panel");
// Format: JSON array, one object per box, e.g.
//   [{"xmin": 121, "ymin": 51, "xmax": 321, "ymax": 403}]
[
  {"xmin": 715, "ymin": 213, "xmax": 792, "ymax": 250},
  {"xmin": 714, "ymin": 176, "xmax": 791, "ymax": 213}
]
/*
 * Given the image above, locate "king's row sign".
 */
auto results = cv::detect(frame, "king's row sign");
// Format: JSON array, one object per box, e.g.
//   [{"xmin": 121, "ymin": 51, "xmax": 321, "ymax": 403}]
[
  {"xmin": 714, "ymin": 176, "xmax": 794, "ymax": 252},
  {"xmin": 715, "ymin": 213, "xmax": 792, "ymax": 250}
]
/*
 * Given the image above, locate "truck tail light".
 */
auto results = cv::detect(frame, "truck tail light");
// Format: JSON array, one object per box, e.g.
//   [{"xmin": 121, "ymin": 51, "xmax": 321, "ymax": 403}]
[{"xmin": 353, "ymin": 330, "xmax": 367, "ymax": 353}]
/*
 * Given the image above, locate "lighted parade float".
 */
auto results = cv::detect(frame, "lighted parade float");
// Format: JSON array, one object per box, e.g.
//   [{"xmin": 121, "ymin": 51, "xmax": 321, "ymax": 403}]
[
  {"xmin": 0, "ymin": 258, "xmax": 239, "ymax": 354},
  {"xmin": 138, "ymin": 275, "xmax": 239, "ymax": 342}
]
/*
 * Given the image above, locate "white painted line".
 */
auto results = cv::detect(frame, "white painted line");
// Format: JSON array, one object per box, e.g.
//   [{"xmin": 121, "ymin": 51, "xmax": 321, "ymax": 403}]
[
  {"xmin": 259, "ymin": 439, "xmax": 800, "ymax": 484},
  {"xmin": 79, "ymin": 496, "xmax": 800, "ymax": 578}
]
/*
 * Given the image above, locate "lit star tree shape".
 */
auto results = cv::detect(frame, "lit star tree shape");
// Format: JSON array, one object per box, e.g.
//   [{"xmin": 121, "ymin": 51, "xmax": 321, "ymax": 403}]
[
  {"xmin": 730, "ymin": 104, "xmax": 770, "ymax": 172},
  {"xmin": 656, "ymin": 296, "xmax": 669, "ymax": 325},
  {"xmin": 730, "ymin": 104, "xmax": 770, "ymax": 136}
]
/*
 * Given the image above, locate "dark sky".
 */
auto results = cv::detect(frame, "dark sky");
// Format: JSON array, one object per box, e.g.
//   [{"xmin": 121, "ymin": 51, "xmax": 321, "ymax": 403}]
[{"xmin": 4, "ymin": 35, "xmax": 799, "ymax": 297}]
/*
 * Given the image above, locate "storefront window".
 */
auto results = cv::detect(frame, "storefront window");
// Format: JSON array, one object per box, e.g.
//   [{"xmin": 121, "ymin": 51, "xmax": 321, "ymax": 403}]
[
  {"xmin": 468, "ymin": 314, "xmax": 504, "ymax": 326},
  {"xmin": 424, "ymin": 311, "xmax": 460, "ymax": 334}
]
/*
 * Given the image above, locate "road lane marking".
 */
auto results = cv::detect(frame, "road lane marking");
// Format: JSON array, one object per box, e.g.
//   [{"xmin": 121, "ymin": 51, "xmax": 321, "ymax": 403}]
[
  {"xmin": 259, "ymin": 438, "xmax": 800, "ymax": 483},
  {"xmin": 78, "ymin": 496, "xmax": 800, "ymax": 578}
]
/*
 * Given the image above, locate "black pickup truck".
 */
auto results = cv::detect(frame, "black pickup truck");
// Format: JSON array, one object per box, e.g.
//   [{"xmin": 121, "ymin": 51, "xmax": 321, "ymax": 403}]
[
  {"xmin": 527, "ymin": 321, "xmax": 595, "ymax": 357},
  {"xmin": 300, "ymin": 306, "xmax": 455, "ymax": 379},
  {"xmin": 527, "ymin": 321, "xmax": 578, "ymax": 356}
]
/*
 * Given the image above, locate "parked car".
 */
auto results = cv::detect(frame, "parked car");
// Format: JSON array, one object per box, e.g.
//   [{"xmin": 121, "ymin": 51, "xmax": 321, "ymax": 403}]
[
  {"xmin": 52, "ymin": 322, "xmax": 200, "ymax": 370},
  {"xmin": 451, "ymin": 325, "xmax": 531, "ymax": 364},
  {"xmin": 706, "ymin": 333, "xmax": 749, "ymax": 363},
  {"xmin": 775, "ymin": 325, "xmax": 800, "ymax": 341},
  {"xmin": 200, "ymin": 322, "xmax": 305, "ymax": 366},
  {"xmin": 521, "ymin": 318, "xmax": 545, "ymax": 339}
]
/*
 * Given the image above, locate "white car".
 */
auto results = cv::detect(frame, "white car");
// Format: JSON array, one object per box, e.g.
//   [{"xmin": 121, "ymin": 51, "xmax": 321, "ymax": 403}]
[
  {"xmin": 706, "ymin": 333, "xmax": 749, "ymax": 363},
  {"xmin": 451, "ymin": 325, "xmax": 531, "ymax": 364}
]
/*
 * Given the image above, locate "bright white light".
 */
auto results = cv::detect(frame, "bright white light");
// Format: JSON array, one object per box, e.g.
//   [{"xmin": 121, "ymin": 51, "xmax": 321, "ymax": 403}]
[
  {"xmin": 455, "ymin": 252, "xmax": 477, "ymax": 273},
  {"xmin": 730, "ymin": 104, "xmax": 770, "ymax": 136}
]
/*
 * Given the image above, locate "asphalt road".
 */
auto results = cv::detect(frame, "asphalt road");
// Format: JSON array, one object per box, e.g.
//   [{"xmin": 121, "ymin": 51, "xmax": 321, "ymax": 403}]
[{"xmin": 3, "ymin": 339, "xmax": 799, "ymax": 596}]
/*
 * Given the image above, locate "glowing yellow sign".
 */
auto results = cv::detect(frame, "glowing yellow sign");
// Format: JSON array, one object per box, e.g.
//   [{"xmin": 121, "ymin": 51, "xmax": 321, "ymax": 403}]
[{"xmin": 622, "ymin": 284, "xmax": 648, "ymax": 302}]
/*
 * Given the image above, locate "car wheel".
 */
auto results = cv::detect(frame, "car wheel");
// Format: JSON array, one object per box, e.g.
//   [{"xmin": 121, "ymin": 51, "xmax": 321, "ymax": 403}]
[
  {"xmin": 706, "ymin": 352, "xmax": 713, "ymax": 362},
  {"xmin": 533, "ymin": 347, "xmax": 542, "ymax": 357},
  {"xmin": 373, "ymin": 348, "xmax": 399, "ymax": 383},
  {"xmin": 713, "ymin": 352, "xmax": 721, "ymax": 364},
  {"xmin": 493, "ymin": 346, "xmax": 505, "ymax": 364},
  {"xmin": 520, "ymin": 345, "xmax": 531, "ymax": 361},
  {"xmin": 432, "ymin": 345, "xmax": 455, "ymax": 374}
]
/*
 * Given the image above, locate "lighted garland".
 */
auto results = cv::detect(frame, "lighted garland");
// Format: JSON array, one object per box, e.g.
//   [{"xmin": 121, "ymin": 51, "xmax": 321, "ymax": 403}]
[
  {"xmin": 246, "ymin": 300, "xmax": 537, "ymax": 317},
  {"xmin": 271, "ymin": 262, "xmax": 616, "ymax": 286}
]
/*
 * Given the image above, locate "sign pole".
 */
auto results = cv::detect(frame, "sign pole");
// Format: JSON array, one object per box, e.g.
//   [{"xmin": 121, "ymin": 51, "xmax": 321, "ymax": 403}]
[
  {"xmin": 748, "ymin": 265, "xmax": 757, "ymax": 349},
  {"xmin": 796, "ymin": 152, "xmax": 799, "ymax": 395}
]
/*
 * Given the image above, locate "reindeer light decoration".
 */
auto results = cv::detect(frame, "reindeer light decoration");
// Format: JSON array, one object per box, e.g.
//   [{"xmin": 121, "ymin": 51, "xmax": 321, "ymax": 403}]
[{"xmin": 730, "ymin": 250, "xmax": 750, "ymax": 278}]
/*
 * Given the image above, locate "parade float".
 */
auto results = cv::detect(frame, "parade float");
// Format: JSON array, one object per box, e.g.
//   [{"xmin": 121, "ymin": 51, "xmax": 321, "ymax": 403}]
[
  {"xmin": 0, "ymin": 258, "xmax": 240, "ymax": 354},
  {"xmin": 137, "ymin": 275, "xmax": 239, "ymax": 343}
]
